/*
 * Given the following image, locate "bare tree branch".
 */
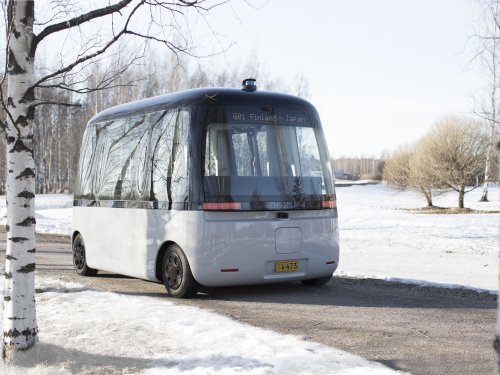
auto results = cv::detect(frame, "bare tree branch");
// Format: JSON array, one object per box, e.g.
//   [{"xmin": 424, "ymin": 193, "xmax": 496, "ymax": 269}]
[
  {"xmin": 473, "ymin": 108, "xmax": 500, "ymax": 124},
  {"xmin": 124, "ymin": 30, "xmax": 195, "ymax": 56},
  {"xmin": 31, "ymin": 0, "xmax": 134, "ymax": 57},
  {"xmin": 31, "ymin": 100, "xmax": 81, "ymax": 108},
  {"xmin": 31, "ymin": 1, "xmax": 146, "ymax": 92}
]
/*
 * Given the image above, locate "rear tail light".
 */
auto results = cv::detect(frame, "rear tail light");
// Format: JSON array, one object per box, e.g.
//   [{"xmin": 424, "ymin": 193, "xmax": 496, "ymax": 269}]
[
  {"xmin": 322, "ymin": 200, "xmax": 337, "ymax": 209},
  {"xmin": 203, "ymin": 202, "xmax": 242, "ymax": 211},
  {"xmin": 203, "ymin": 201, "xmax": 336, "ymax": 210}
]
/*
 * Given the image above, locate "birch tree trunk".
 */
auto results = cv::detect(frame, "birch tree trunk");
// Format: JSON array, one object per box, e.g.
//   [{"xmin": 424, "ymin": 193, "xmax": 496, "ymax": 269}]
[
  {"xmin": 3, "ymin": 0, "xmax": 38, "ymax": 355},
  {"xmin": 480, "ymin": 0, "xmax": 499, "ymax": 202},
  {"xmin": 496, "ymin": 139, "xmax": 500, "ymax": 371},
  {"xmin": 480, "ymin": 40, "xmax": 497, "ymax": 202},
  {"xmin": 480, "ymin": 123, "xmax": 495, "ymax": 202}
]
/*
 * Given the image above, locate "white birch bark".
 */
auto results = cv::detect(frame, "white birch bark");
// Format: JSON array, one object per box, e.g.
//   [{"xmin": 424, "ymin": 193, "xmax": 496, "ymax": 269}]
[
  {"xmin": 480, "ymin": 0, "xmax": 499, "ymax": 202},
  {"xmin": 480, "ymin": 44, "xmax": 497, "ymax": 201},
  {"xmin": 496, "ymin": 139, "xmax": 500, "ymax": 371},
  {"xmin": 2, "ymin": 0, "xmax": 38, "ymax": 355}
]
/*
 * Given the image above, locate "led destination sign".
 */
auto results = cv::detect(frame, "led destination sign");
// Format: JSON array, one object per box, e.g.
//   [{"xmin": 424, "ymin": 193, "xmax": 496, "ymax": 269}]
[{"xmin": 228, "ymin": 108, "xmax": 311, "ymax": 126}]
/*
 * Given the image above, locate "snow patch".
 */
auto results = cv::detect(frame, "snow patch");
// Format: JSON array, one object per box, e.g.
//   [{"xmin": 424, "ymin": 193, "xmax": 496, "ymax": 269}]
[
  {"xmin": 337, "ymin": 271, "xmax": 498, "ymax": 295},
  {"xmin": 0, "ymin": 277, "xmax": 403, "ymax": 374},
  {"xmin": 335, "ymin": 184, "xmax": 499, "ymax": 291}
]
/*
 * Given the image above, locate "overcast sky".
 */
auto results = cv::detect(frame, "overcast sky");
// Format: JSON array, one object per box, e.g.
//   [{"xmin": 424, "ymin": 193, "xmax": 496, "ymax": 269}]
[{"xmin": 199, "ymin": 0, "xmax": 488, "ymax": 157}]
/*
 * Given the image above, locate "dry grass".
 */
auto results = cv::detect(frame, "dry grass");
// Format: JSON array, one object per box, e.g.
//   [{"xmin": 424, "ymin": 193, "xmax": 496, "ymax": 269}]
[{"xmin": 405, "ymin": 206, "xmax": 499, "ymax": 215}]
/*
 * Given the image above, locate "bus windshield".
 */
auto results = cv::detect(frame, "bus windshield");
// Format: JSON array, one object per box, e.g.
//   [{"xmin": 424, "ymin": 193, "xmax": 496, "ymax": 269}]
[{"xmin": 203, "ymin": 109, "xmax": 334, "ymax": 210}]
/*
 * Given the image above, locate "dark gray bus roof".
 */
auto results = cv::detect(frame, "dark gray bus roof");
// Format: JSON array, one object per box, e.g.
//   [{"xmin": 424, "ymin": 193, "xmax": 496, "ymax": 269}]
[{"xmin": 88, "ymin": 87, "xmax": 317, "ymax": 125}]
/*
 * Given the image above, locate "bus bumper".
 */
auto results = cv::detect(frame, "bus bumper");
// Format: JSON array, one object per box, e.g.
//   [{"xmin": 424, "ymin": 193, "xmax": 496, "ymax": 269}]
[{"xmin": 186, "ymin": 210, "xmax": 339, "ymax": 287}]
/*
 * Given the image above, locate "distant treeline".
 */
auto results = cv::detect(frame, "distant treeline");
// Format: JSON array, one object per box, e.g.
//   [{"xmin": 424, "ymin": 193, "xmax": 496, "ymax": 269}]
[{"xmin": 332, "ymin": 157, "xmax": 384, "ymax": 181}]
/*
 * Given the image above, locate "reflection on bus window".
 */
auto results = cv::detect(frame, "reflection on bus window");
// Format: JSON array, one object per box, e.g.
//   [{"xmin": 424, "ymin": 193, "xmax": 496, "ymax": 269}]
[
  {"xmin": 76, "ymin": 109, "xmax": 190, "ymax": 204},
  {"xmin": 204, "ymin": 123, "xmax": 329, "ymax": 184},
  {"xmin": 97, "ymin": 115, "xmax": 148, "ymax": 200},
  {"xmin": 149, "ymin": 109, "xmax": 189, "ymax": 203}
]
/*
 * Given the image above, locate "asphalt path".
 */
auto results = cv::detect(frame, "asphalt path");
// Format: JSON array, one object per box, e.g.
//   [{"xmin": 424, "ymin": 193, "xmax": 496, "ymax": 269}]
[{"xmin": 0, "ymin": 227, "xmax": 497, "ymax": 375}]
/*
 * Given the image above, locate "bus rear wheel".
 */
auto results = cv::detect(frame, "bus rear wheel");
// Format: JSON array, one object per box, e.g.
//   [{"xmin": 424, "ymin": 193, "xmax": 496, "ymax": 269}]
[
  {"xmin": 162, "ymin": 244, "xmax": 198, "ymax": 298},
  {"xmin": 72, "ymin": 234, "xmax": 98, "ymax": 276},
  {"xmin": 301, "ymin": 274, "xmax": 333, "ymax": 286}
]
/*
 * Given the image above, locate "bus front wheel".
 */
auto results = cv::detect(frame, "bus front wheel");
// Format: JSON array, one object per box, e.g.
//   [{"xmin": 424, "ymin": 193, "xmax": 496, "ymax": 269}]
[
  {"xmin": 162, "ymin": 244, "xmax": 198, "ymax": 298},
  {"xmin": 72, "ymin": 234, "xmax": 98, "ymax": 276}
]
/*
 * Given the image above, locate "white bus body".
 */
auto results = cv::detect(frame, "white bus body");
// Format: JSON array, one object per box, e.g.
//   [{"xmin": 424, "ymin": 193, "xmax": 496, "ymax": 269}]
[{"xmin": 72, "ymin": 81, "xmax": 339, "ymax": 297}]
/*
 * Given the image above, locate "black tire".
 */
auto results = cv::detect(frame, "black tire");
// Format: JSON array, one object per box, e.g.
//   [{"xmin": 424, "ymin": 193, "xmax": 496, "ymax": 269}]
[
  {"xmin": 72, "ymin": 233, "xmax": 98, "ymax": 276},
  {"xmin": 301, "ymin": 274, "xmax": 333, "ymax": 286},
  {"xmin": 162, "ymin": 244, "xmax": 198, "ymax": 298}
]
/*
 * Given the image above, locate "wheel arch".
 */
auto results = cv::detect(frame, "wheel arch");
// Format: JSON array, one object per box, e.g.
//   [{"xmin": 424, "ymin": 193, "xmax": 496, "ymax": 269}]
[
  {"xmin": 72, "ymin": 230, "xmax": 81, "ymax": 244},
  {"xmin": 155, "ymin": 241, "xmax": 178, "ymax": 282}
]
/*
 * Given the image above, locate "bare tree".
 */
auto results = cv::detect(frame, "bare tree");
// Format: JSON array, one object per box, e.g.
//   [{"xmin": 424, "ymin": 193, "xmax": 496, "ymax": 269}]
[
  {"xmin": 384, "ymin": 116, "xmax": 490, "ymax": 209},
  {"xmin": 293, "ymin": 72, "xmax": 310, "ymax": 99},
  {"xmin": 383, "ymin": 144, "xmax": 440, "ymax": 207},
  {"xmin": 419, "ymin": 115, "xmax": 489, "ymax": 209},
  {"xmin": 0, "ymin": 0, "xmax": 227, "ymax": 357},
  {"xmin": 382, "ymin": 145, "xmax": 413, "ymax": 188}
]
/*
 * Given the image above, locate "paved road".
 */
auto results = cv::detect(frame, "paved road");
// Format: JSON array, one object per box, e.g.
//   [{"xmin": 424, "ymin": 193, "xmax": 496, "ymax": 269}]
[{"xmin": 0, "ymin": 227, "xmax": 497, "ymax": 375}]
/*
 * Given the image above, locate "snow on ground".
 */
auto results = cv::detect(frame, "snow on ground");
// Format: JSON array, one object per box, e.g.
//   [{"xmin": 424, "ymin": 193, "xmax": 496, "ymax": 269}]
[
  {"xmin": 0, "ymin": 194, "xmax": 73, "ymax": 235},
  {"xmin": 335, "ymin": 184, "xmax": 500, "ymax": 292},
  {"xmin": 0, "ymin": 278, "xmax": 401, "ymax": 375}
]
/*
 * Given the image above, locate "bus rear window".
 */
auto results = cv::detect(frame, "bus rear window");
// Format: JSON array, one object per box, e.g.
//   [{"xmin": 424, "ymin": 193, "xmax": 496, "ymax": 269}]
[{"xmin": 203, "ymin": 117, "xmax": 334, "ymax": 209}]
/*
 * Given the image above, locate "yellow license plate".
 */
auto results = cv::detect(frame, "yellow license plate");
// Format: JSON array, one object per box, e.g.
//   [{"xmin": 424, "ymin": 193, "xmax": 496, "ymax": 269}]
[{"xmin": 275, "ymin": 261, "xmax": 299, "ymax": 273}]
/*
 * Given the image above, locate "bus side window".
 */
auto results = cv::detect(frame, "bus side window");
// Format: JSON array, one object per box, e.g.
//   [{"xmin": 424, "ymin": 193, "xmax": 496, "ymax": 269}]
[
  {"xmin": 171, "ymin": 110, "xmax": 190, "ymax": 203},
  {"xmin": 96, "ymin": 116, "xmax": 149, "ymax": 200},
  {"xmin": 75, "ymin": 125, "xmax": 98, "ymax": 199},
  {"xmin": 135, "ymin": 131, "xmax": 150, "ymax": 199},
  {"xmin": 93, "ymin": 123, "xmax": 110, "ymax": 198},
  {"xmin": 149, "ymin": 109, "xmax": 189, "ymax": 203}
]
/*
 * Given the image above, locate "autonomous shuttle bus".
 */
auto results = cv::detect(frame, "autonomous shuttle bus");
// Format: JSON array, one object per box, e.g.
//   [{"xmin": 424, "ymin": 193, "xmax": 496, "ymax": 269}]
[{"xmin": 72, "ymin": 79, "xmax": 339, "ymax": 297}]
